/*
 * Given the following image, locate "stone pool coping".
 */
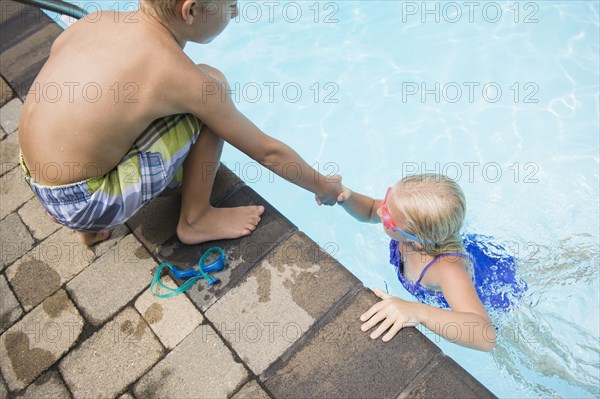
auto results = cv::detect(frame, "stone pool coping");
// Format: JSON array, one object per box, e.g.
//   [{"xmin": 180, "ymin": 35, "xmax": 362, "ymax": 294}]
[{"xmin": 0, "ymin": 2, "xmax": 496, "ymax": 397}]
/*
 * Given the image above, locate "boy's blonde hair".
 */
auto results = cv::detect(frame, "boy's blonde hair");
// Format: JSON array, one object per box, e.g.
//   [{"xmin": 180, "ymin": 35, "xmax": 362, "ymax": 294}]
[
  {"xmin": 139, "ymin": 0, "xmax": 219, "ymax": 21},
  {"xmin": 392, "ymin": 174, "xmax": 466, "ymax": 256},
  {"xmin": 139, "ymin": 0, "xmax": 177, "ymax": 20}
]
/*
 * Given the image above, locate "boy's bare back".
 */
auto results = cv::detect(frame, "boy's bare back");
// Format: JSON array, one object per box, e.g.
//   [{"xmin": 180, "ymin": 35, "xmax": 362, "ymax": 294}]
[
  {"xmin": 17, "ymin": 0, "xmax": 341, "ymax": 246},
  {"xmin": 19, "ymin": 11, "xmax": 195, "ymax": 185}
]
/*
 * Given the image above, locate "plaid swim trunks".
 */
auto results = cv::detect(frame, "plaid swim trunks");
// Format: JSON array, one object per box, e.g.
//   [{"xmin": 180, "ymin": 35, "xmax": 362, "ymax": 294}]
[{"xmin": 21, "ymin": 114, "xmax": 202, "ymax": 232}]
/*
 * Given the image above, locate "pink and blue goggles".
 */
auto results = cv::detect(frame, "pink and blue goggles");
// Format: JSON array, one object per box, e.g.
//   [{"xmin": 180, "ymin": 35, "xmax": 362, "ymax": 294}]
[{"xmin": 381, "ymin": 187, "xmax": 437, "ymax": 245}]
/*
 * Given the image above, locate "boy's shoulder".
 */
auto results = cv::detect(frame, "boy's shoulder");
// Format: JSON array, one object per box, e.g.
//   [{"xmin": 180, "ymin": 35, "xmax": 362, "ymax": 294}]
[
  {"xmin": 58, "ymin": 11, "xmax": 184, "ymax": 56},
  {"xmin": 51, "ymin": 11, "xmax": 192, "ymax": 80},
  {"xmin": 46, "ymin": 10, "xmax": 224, "ymax": 116}
]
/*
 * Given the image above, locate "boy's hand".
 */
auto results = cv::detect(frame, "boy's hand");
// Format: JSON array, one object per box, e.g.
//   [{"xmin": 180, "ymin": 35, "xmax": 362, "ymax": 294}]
[
  {"xmin": 315, "ymin": 174, "xmax": 343, "ymax": 206},
  {"xmin": 315, "ymin": 182, "xmax": 351, "ymax": 205},
  {"xmin": 359, "ymin": 288, "xmax": 420, "ymax": 342}
]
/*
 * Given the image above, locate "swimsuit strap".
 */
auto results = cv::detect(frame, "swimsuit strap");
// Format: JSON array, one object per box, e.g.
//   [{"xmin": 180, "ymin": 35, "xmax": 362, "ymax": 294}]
[{"xmin": 415, "ymin": 252, "xmax": 468, "ymax": 285}]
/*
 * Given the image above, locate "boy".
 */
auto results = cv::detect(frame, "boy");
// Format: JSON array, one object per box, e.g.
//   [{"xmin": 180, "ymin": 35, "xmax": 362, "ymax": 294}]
[{"xmin": 19, "ymin": 0, "xmax": 342, "ymax": 246}]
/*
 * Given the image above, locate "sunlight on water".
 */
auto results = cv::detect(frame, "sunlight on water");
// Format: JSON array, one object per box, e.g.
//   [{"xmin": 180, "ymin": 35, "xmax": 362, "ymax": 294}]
[
  {"xmin": 50, "ymin": 1, "xmax": 600, "ymax": 397},
  {"xmin": 206, "ymin": 3, "xmax": 600, "ymax": 397}
]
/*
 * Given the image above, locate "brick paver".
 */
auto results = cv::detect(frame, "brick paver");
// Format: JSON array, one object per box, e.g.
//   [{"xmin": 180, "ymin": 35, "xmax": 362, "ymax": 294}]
[
  {"xmin": 0, "ymin": 166, "xmax": 34, "ymax": 220},
  {"xmin": 91, "ymin": 224, "xmax": 131, "ymax": 258},
  {"xmin": 0, "ymin": 290, "xmax": 84, "ymax": 391},
  {"xmin": 20, "ymin": 371, "xmax": 71, "ymax": 399},
  {"xmin": 6, "ymin": 227, "xmax": 95, "ymax": 311},
  {"xmin": 0, "ymin": 275, "xmax": 22, "ymax": 335},
  {"xmin": 0, "ymin": 20, "xmax": 61, "ymax": 98},
  {"xmin": 0, "ymin": 78, "xmax": 15, "ymax": 108},
  {"xmin": 0, "ymin": 129, "xmax": 18, "ymax": 172},
  {"xmin": 59, "ymin": 307, "xmax": 163, "ymax": 399},
  {"xmin": 206, "ymin": 232, "xmax": 359, "ymax": 375},
  {"xmin": 66, "ymin": 234, "xmax": 156, "ymax": 326},
  {"xmin": 127, "ymin": 194, "xmax": 181, "ymax": 254},
  {"xmin": 158, "ymin": 186, "xmax": 298, "ymax": 312},
  {"xmin": 17, "ymin": 198, "xmax": 61, "ymax": 241},
  {"xmin": 0, "ymin": 98, "xmax": 22, "ymax": 134},
  {"xmin": 264, "ymin": 289, "xmax": 441, "ymax": 399},
  {"xmin": 135, "ymin": 275, "xmax": 204, "ymax": 349},
  {"xmin": 399, "ymin": 354, "xmax": 494, "ymax": 398},
  {"xmin": 0, "ymin": 377, "xmax": 7, "ymax": 399},
  {"xmin": 232, "ymin": 380, "xmax": 271, "ymax": 399},
  {"xmin": 209, "ymin": 163, "xmax": 244, "ymax": 203},
  {"xmin": 133, "ymin": 324, "xmax": 247, "ymax": 399},
  {"xmin": 0, "ymin": 212, "xmax": 34, "ymax": 271}
]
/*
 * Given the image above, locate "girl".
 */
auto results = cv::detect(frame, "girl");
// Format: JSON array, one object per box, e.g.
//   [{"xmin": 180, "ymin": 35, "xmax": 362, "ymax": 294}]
[{"xmin": 335, "ymin": 174, "xmax": 496, "ymax": 351}]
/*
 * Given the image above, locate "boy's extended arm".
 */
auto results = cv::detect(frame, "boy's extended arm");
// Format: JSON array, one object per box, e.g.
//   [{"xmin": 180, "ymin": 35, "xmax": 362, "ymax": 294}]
[{"xmin": 175, "ymin": 65, "xmax": 341, "ymax": 203}]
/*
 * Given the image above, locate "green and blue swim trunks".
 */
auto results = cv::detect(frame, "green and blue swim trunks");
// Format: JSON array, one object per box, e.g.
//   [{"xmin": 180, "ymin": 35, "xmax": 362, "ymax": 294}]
[{"xmin": 21, "ymin": 114, "xmax": 202, "ymax": 232}]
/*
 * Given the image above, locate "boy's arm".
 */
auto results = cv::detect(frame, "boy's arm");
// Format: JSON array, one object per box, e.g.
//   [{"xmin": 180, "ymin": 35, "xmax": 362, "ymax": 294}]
[
  {"xmin": 337, "ymin": 187, "xmax": 381, "ymax": 224},
  {"xmin": 174, "ymin": 65, "xmax": 341, "ymax": 204}
]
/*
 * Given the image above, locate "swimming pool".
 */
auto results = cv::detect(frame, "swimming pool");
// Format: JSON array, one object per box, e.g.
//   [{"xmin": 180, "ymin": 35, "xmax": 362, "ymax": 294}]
[{"xmin": 50, "ymin": 1, "xmax": 599, "ymax": 397}]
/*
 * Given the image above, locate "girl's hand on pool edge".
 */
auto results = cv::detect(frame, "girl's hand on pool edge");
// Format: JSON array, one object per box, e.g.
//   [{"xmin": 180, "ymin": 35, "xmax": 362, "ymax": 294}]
[{"xmin": 360, "ymin": 288, "xmax": 420, "ymax": 342}]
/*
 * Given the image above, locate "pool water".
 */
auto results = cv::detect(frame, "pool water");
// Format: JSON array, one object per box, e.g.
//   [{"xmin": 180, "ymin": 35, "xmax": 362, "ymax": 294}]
[{"xmin": 51, "ymin": 1, "xmax": 599, "ymax": 397}]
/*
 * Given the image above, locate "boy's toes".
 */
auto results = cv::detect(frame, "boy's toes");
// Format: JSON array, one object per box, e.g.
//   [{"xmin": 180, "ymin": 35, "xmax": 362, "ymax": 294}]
[
  {"xmin": 98, "ymin": 230, "xmax": 112, "ymax": 242},
  {"xmin": 77, "ymin": 230, "xmax": 112, "ymax": 246}
]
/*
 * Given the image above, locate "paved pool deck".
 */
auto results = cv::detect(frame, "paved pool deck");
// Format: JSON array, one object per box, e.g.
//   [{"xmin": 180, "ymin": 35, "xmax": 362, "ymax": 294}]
[{"xmin": 0, "ymin": 2, "xmax": 495, "ymax": 398}]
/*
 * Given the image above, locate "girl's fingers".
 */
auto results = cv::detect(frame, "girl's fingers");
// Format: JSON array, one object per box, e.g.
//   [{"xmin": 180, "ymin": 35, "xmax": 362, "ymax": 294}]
[
  {"xmin": 360, "ymin": 307, "xmax": 388, "ymax": 332},
  {"xmin": 369, "ymin": 317, "xmax": 394, "ymax": 340},
  {"xmin": 373, "ymin": 287, "xmax": 391, "ymax": 299},
  {"xmin": 382, "ymin": 321, "xmax": 404, "ymax": 342},
  {"xmin": 360, "ymin": 300, "xmax": 386, "ymax": 322}
]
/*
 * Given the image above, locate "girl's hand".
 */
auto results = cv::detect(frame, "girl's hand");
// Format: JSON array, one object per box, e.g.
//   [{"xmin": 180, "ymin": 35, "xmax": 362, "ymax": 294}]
[
  {"xmin": 360, "ymin": 288, "xmax": 421, "ymax": 342},
  {"xmin": 336, "ymin": 184, "xmax": 352, "ymax": 203}
]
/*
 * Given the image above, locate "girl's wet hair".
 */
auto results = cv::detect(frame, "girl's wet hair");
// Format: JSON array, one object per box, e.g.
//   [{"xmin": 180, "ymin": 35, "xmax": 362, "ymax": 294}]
[{"xmin": 392, "ymin": 174, "xmax": 466, "ymax": 256}]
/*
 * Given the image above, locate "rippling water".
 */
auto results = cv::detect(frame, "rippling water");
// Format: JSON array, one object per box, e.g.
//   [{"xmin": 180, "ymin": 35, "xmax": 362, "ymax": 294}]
[
  {"xmin": 204, "ymin": 2, "xmax": 600, "ymax": 397},
  {"xmin": 55, "ymin": 1, "xmax": 599, "ymax": 397}
]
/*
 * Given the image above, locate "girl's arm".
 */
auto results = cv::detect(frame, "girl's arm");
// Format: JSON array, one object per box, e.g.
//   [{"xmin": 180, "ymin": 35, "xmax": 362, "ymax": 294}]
[
  {"xmin": 361, "ymin": 289, "xmax": 495, "ymax": 351},
  {"xmin": 334, "ymin": 186, "xmax": 382, "ymax": 224},
  {"xmin": 426, "ymin": 263, "xmax": 496, "ymax": 351},
  {"xmin": 360, "ymin": 265, "xmax": 496, "ymax": 352}
]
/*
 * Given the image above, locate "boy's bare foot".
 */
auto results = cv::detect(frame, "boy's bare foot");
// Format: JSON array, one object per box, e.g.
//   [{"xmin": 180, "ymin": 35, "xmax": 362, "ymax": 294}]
[
  {"xmin": 177, "ymin": 205, "xmax": 265, "ymax": 245},
  {"xmin": 76, "ymin": 230, "xmax": 112, "ymax": 246}
]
